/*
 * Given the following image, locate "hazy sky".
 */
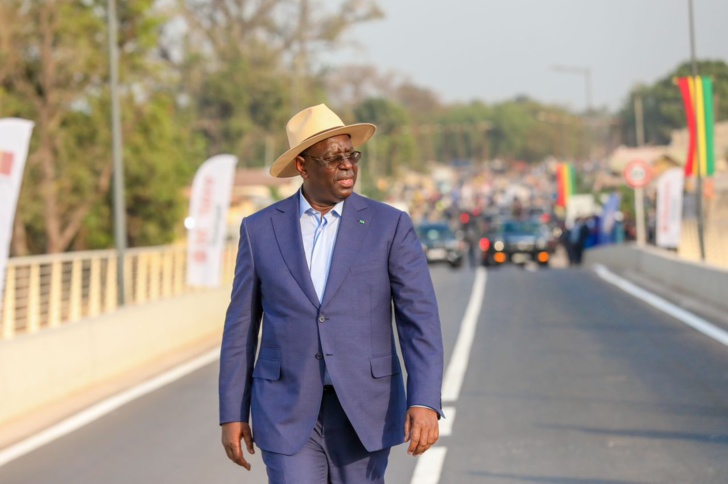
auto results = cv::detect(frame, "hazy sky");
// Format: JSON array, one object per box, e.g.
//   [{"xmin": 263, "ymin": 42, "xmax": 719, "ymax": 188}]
[{"xmin": 321, "ymin": 0, "xmax": 728, "ymax": 112}]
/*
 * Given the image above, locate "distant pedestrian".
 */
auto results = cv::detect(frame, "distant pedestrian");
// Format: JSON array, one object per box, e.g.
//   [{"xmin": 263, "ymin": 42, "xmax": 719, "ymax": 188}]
[{"xmin": 557, "ymin": 221, "xmax": 572, "ymax": 264}]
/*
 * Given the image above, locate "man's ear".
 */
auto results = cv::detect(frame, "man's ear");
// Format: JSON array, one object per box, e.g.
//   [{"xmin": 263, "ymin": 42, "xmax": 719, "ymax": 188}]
[{"xmin": 295, "ymin": 156, "xmax": 308, "ymax": 179}]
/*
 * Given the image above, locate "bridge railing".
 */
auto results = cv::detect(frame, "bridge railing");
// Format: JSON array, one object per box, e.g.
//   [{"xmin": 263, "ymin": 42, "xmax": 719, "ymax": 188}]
[{"xmin": 1, "ymin": 242, "xmax": 238, "ymax": 340}]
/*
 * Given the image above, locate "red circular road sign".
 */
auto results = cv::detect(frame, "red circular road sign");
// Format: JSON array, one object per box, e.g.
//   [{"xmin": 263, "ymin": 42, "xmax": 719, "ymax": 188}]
[{"xmin": 623, "ymin": 159, "xmax": 652, "ymax": 189}]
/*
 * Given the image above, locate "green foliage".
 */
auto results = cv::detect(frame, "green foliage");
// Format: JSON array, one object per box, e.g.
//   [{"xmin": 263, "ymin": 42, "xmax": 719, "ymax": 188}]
[
  {"xmin": 1, "ymin": 1, "xmax": 111, "ymax": 253},
  {"xmin": 432, "ymin": 101, "xmax": 493, "ymax": 163},
  {"xmin": 342, "ymin": 93, "xmax": 593, "ymax": 180},
  {"xmin": 73, "ymin": 82, "xmax": 209, "ymax": 248},
  {"xmin": 178, "ymin": 48, "xmax": 289, "ymax": 166},
  {"xmin": 617, "ymin": 185, "xmax": 636, "ymax": 218},
  {"xmin": 0, "ymin": 0, "xmax": 205, "ymax": 253},
  {"xmin": 415, "ymin": 98, "xmax": 587, "ymax": 164},
  {"xmin": 174, "ymin": 0, "xmax": 383, "ymax": 168},
  {"xmin": 353, "ymin": 98, "xmax": 418, "ymax": 183}
]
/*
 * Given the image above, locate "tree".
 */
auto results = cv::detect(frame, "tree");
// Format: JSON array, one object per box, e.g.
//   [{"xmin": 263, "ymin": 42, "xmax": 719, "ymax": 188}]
[
  {"xmin": 427, "ymin": 98, "xmax": 587, "ymax": 164},
  {"xmin": 394, "ymin": 82, "xmax": 442, "ymax": 119},
  {"xmin": 172, "ymin": 0, "xmax": 383, "ymax": 167},
  {"xmin": 433, "ymin": 101, "xmax": 494, "ymax": 163},
  {"xmin": 352, "ymin": 97, "xmax": 417, "ymax": 194},
  {"xmin": 0, "ymin": 1, "xmax": 113, "ymax": 254},
  {"xmin": 0, "ymin": 0, "xmax": 200, "ymax": 254}
]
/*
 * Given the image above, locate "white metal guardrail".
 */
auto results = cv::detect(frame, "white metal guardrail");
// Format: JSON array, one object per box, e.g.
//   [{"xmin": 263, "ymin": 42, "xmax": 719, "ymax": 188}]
[{"xmin": 1, "ymin": 243, "xmax": 237, "ymax": 340}]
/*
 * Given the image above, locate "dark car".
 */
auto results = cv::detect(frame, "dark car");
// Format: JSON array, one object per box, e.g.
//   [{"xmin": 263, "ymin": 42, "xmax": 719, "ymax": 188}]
[
  {"xmin": 416, "ymin": 222, "xmax": 465, "ymax": 268},
  {"xmin": 479, "ymin": 218, "xmax": 553, "ymax": 267}
]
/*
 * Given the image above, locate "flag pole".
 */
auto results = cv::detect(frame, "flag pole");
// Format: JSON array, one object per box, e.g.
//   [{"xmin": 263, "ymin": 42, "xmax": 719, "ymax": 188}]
[{"xmin": 688, "ymin": 0, "xmax": 706, "ymax": 261}]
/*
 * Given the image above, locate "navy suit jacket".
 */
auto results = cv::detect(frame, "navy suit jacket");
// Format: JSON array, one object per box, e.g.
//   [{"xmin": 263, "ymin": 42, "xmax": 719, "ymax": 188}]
[{"xmin": 219, "ymin": 192, "xmax": 443, "ymax": 455}]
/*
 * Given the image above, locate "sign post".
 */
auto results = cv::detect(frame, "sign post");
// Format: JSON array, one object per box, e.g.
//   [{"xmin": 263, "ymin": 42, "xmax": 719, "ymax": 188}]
[{"xmin": 623, "ymin": 159, "xmax": 653, "ymax": 247}]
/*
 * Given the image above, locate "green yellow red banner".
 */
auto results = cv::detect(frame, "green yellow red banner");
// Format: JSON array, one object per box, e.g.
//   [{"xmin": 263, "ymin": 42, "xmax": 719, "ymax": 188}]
[
  {"xmin": 556, "ymin": 163, "xmax": 575, "ymax": 207},
  {"xmin": 677, "ymin": 76, "xmax": 716, "ymax": 178}
]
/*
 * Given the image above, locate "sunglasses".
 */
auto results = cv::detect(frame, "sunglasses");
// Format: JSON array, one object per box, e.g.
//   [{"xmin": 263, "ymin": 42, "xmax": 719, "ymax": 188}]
[{"xmin": 302, "ymin": 150, "xmax": 362, "ymax": 169}]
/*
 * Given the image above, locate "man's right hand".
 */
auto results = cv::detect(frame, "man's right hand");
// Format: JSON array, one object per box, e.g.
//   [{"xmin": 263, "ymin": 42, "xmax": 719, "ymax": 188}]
[{"xmin": 221, "ymin": 422, "xmax": 255, "ymax": 470}]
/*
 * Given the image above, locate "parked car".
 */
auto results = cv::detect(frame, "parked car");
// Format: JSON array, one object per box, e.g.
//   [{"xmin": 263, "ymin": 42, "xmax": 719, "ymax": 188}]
[
  {"xmin": 479, "ymin": 218, "xmax": 553, "ymax": 267},
  {"xmin": 416, "ymin": 222, "xmax": 465, "ymax": 268}
]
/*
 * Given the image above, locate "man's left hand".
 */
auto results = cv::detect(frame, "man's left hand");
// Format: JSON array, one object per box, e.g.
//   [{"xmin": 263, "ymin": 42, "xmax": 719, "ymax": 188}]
[{"xmin": 403, "ymin": 407, "xmax": 439, "ymax": 456}]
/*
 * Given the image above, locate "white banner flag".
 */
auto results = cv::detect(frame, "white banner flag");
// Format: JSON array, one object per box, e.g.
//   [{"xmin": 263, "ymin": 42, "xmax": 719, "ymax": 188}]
[
  {"xmin": 186, "ymin": 154, "xmax": 237, "ymax": 287},
  {"xmin": 0, "ymin": 118, "xmax": 35, "ymax": 314},
  {"xmin": 656, "ymin": 168, "xmax": 684, "ymax": 249}
]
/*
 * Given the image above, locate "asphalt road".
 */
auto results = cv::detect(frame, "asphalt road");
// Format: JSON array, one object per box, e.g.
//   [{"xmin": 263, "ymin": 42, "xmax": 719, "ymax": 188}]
[{"xmin": 1, "ymin": 263, "xmax": 727, "ymax": 483}]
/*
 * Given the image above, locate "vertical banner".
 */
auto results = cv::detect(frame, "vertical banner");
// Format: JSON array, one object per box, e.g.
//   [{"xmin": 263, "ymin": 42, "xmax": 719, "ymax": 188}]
[
  {"xmin": 186, "ymin": 154, "xmax": 237, "ymax": 287},
  {"xmin": 677, "ymin": 76, "xmax": 716, "ymax": 178},
  {"xmin": 556, "ymin": 163, "xmax": 575, "ymax": 207},
  {"xmin": 656, "ymin": 168, "xmax": 684, "ymax": 249},
  {"xmin": 565, "ymin": 194, "xmax": 596, "ymax": 228},
  {"xmin": 0, "ymin": 118, "xmax": 34, "ymax": 315}
]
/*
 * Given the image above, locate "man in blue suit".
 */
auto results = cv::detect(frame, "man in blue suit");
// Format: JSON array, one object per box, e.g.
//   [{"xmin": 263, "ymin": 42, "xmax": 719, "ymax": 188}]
[{"xmin": 219, "ymin": 104, "xmax": 444, "ymax": 483}]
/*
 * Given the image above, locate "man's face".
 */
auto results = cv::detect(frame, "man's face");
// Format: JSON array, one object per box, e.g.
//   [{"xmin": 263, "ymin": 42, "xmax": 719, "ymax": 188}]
[{"xmin": 295, "ymin": 134, "xmax": 357, "ymax": 210}]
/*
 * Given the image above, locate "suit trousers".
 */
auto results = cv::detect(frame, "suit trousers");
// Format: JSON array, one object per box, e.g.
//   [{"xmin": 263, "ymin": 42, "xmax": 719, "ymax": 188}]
[{"xmin": 261, "ymin": 387, "xmax": 391, "ymax": 484}]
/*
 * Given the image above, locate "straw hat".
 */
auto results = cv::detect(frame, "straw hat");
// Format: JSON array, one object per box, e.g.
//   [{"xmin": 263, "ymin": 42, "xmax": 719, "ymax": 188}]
[{"xmin": 269, "ymin": 104, "xmax": 376, "ymax": 178}]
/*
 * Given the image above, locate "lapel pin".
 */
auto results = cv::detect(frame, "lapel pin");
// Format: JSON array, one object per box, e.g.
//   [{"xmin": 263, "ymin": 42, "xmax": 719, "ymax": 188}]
[{"xmin": 359, "ymin": 219, "xmax": 366, "ymax": 224}]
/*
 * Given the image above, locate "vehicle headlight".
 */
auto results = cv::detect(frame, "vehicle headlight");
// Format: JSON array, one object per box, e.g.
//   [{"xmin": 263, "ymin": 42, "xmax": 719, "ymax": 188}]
[{"xmin": 494, "ymin": 240, "xmax": 504, "ymax": 251}]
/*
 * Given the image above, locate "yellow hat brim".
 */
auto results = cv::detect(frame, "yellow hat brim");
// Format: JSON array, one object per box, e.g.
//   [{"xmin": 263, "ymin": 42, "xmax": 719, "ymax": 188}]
[{"xmin": 269, "ymin": 123, "xmax": 376, "ymax": 178}]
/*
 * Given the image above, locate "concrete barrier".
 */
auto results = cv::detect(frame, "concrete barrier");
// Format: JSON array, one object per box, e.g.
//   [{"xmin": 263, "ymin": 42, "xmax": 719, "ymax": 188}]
[
  {"xmin": 0, "ymin": 289, "xmax": 230, "ymax": 428},
  {"xmin": 584, "ymin": 244, "xmax": 728, "ymax": 312}
]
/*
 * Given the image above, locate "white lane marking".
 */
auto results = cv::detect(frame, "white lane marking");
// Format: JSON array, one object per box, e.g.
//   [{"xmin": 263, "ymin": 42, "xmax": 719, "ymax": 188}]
[
  {"xmin": 410, "ymin": 447, "xmax": 447, "ymax": 484},
  {"xmin": 439, "ymin": 406, "xmax": 456, "ymax": 436},
  {"xmin": 594, "ymin": 264, "xmax": 728, "ymax": 348},
  {"xmin": 442, "ymin": 267, "xmax": 487, "ymax": 402},
  {"xmin": 409, "ymin": 268, "xmax": 486, "ymax": 484},
  {"xmin": 0, "ymin": 348, "xmax": 220, "ymax": 468}
]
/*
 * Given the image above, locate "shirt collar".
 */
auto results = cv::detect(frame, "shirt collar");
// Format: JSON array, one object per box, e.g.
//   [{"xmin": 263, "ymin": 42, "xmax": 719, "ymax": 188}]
[{"xmin": 299, "ymin": 189, "xmax": 344, "ymax": 218}]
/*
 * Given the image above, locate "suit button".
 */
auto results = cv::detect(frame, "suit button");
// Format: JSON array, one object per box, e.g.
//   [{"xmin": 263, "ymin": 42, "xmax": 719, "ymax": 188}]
[
  {"xmin": 315, "ymin": 353, "xmax": 323, "ymax": 360},
  {"xmin": 318, "ymin": 315, "xmax": 326, "ymax": 323}
]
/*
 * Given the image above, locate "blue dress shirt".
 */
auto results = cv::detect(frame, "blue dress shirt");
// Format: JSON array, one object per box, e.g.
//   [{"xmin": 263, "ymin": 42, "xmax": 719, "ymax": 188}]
[{"xmin": 299, "ymin": 191, "xmax": 343, "ymax": 386}]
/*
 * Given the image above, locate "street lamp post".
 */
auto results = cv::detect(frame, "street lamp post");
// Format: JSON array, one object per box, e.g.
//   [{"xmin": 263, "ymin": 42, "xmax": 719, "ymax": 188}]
[{"xmin": 107, "ymin": 0, "xmax": 127, "ymax": 305}]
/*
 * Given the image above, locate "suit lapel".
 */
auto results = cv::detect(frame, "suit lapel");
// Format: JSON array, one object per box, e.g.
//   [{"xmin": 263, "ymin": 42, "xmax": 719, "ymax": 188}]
[
  {"xmin": 271, "ymin": 193, "xmax": 320, "ymax": 308},
  {"xmin": 322, "ymin": 193, "xmax": 371, "ymax": 305}
]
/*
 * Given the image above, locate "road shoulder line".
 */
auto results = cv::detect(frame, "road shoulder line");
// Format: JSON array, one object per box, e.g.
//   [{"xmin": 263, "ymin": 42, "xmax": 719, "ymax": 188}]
[
  {"xmin": 411, "ymin": 267, "xmax": 486, "ymax": 484},
  {"xmin": 594, "ymin": 264, "xmax": 728, "ymax": 348},
  {"xmin": 410, "ymin": 447, "xmax": 447, "ymax": 484},
  {"xmin": 441, "ymin": 266, "xmax": 488, "ymax": 402},
  {"xmin": 0, "ymin": 348, "xmax": 220, "ymax": 468}
]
